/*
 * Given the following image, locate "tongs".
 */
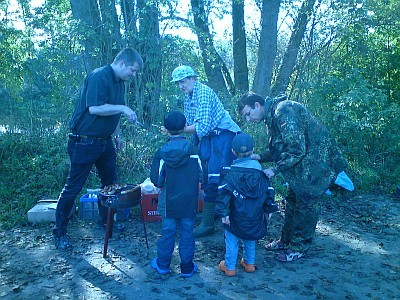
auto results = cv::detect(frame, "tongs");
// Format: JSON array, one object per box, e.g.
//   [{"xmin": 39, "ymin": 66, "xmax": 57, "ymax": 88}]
[{"xmin": 136, "ymin": 121, "xmax": 161, "ymax": 130}]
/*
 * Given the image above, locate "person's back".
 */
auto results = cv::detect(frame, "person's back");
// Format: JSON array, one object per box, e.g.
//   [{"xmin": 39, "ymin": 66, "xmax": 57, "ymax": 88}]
[
  {"xmin": 149, "ymin": 111, "xmax": 202, "ymax": 278},
  {"xmin": 217, "ymin": 158, "xmax": 270, "ymax": 240},
  {"xmin": 150, "ymin": 135, "xmax": 201, "ymax": 218},
  {"xmin": 216, "ymin": 133, "xmax": 272, "ymax": 276}
]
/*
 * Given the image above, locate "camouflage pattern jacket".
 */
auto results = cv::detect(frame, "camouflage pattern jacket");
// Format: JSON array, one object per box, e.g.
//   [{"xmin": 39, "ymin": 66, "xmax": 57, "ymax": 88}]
[{"xmin": 260, "ymin": 98, "xmax": 347, "ymax": 197}]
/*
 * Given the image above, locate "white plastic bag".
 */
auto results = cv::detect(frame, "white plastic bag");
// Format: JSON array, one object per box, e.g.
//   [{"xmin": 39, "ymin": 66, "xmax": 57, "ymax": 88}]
[{"xmin": 140, "ymin": 177, "xmax": 159, "ymax": 194}]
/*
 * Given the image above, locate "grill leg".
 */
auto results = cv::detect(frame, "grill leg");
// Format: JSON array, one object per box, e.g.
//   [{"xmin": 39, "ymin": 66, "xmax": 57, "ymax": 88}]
[
  {"xmin": 139, "ymin": 203, "xmax": 149, "ymax": 249},
  {"xmin": 103, "ymin": 207, "xmax": 115, "ymax": 258}
]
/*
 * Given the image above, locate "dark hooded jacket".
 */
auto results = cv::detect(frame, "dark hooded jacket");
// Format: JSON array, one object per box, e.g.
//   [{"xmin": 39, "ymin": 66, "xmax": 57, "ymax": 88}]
[
  {"xmin": 150, "ymin": 136, "xmax": 202, "ymax": 218},
  {"xmin": 215, "ymin": 158, "xmax": 271, "ymax": 240}
]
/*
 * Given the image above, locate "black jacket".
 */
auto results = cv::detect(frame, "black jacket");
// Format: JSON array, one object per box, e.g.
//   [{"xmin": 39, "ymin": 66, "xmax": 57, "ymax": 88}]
[
  {"xmin": 150, "ymin": 136, "xmax": 202, "ymax": 218},
  {"xmin": 216, "ymin": 160, "xmax": 271, "ymax": 240}
]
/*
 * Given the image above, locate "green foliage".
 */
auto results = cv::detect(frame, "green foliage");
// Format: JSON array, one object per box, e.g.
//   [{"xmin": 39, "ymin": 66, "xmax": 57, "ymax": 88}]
[
  {"xmin": 0, "ymin": 134, "xmax": 70, "ymax": 228},
  {"xmin": 290, "ymin": 0, "xmax": 400, "ymax": 193},
  {"xmin": 0, "ymin": 129, "xmax": 164, "ymax": 229},
  {"xmin": 306, "ymin": 71, "xmax": 399, "ymax": 192}
]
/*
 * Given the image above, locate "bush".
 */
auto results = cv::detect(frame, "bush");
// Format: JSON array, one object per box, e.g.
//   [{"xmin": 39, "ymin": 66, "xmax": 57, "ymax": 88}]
[
  {"xmin": 0, "ymin": 128, "xmax": 163, "ymax": 229},
  {"xmin": 307, "ymin": 71, "xmax": 400, "ymax": 192}
]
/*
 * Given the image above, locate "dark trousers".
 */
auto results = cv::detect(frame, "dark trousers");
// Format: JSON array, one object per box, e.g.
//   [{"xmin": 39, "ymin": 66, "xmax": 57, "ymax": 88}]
[
  {"xmin": 200, "ymin": 130, "xmax": 236, "ymax": 203},
  {"xmin": 53, "ymin": 137, "xmax": 117, "ymax": 235},
  {"xmin": 281, "ymin": 187, "xmax": 321, "ymax": 253}
]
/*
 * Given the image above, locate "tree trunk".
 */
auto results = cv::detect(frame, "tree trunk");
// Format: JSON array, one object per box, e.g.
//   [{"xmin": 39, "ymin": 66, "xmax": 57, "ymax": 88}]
[
  {"xmin": 232, "ymin": 0, "xmax": 249, "ymax": 94},
  {"xmin": 98, "ymin": 0, "xmax": 123, "ymax": 61},
  {"xmin": 120, "ymin": 0, "xmax": 138, "ymax": 44},
  {"xmin": 252, "ymin": 0, "xmax": 281, "ymax": 98},
  {"xmin": 190, "ymin": 0, "xmax": 232, "ymax": 100},
  {"xmin": 136, "ymin": 0, "xmax": 162, "ymax": 125},
  {"xmin": 271, "ymin": 0, "xmax": 316, "ymax": 96},
  {"xmin": 69, "ymin": 0, "xmax": 102, "ymax": 71}
]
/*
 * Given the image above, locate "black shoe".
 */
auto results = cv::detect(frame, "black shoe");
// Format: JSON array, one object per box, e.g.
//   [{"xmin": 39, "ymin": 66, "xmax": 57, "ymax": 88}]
[{"xmin": 54, "ymin": 233, "xmax": 73, "ymax": 250}]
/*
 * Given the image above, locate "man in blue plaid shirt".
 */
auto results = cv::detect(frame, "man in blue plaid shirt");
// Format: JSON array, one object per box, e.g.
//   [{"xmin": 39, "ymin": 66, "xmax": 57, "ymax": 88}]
[{"xmin": 169, "ymin": 65, "xmax": 241, "ymax": 237}]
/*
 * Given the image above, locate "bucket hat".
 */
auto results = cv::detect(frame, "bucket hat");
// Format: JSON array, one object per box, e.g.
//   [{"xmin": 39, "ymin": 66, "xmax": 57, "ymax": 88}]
[{"xmin": 171, "ymin": 66, "xmax": 197, "ymax": 82}]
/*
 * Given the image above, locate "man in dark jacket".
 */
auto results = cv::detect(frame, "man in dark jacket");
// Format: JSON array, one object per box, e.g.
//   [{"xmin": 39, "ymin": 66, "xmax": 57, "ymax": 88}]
[
  {"xmin": 216, "ymin": 133, "xmax": 273, "ymax": 276},
  {"xmin": 149, "ymin": 111, "xmax": 202, "ymax": 278},
  {"xmin": 238, "ymin": 92, "xmax": 347, "ymax": 262}
]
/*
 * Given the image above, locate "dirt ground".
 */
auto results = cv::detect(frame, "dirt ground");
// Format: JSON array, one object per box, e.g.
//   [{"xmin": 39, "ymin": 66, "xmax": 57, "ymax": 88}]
[{"xmin": 0, "ymin": 192, "xmax": 399, "ymax": 300}]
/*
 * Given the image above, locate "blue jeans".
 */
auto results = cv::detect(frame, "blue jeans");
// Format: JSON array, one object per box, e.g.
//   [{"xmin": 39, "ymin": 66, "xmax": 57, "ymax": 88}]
[
  {"xmin": 157, "ymin": 217, "xmax": 195, "ymax": 274},
  {"xmin": 54, "ymin": 137, "xmax": 117, "ymax": 235},
  {"xmin": 224, "ymin": 229, "xmax": 255, "ymax": 270}
]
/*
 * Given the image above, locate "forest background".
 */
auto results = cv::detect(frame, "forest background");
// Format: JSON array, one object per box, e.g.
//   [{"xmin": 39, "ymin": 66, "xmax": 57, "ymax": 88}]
[{"xmin": 0, "ymin": 0, "xmax": 399, "ymax": 229}]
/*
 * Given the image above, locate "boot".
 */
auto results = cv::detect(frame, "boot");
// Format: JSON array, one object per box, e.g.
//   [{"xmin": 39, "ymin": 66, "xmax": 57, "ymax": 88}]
[{"xmin": 194, "ymin": 201, "xmax": 216, "ymax": 238}]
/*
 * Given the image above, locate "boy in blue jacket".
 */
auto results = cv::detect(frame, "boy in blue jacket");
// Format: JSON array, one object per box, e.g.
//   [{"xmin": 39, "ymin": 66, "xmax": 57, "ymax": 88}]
[
  {"xmin": 149, "ymin": 111, "xmax": 202, "ymax": 278},
  {"xmin": 216, "ymin": 133, "xmax": 275, "ymax": 276}
]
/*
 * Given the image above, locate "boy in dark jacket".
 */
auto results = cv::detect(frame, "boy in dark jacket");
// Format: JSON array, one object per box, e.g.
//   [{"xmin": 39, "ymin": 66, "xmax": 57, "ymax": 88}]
[
  {"xmin": 216, "ymin": 133, "xmax": 274, "ymax": 276},
  {"xmin": 149, "ymin": 111, "xmax": 202, "ymax": 278}
]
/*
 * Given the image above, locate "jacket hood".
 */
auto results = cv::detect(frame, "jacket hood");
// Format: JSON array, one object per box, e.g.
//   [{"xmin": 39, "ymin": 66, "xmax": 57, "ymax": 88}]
[
  {"xmin": 159, "ymin": 137, "xmax": 191, "ymax": 168},
  {"xmin": 228, "ymin": 167, "xmax": 269, "ymax": 199}
]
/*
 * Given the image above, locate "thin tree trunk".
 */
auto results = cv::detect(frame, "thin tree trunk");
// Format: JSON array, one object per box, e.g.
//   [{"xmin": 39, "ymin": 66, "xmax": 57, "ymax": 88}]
[
  {"xmin": 120, "ymin": 0, "xmax": 138, "ymax": 44},
  {"xmin": 271, "ymin": 0, "xmax": 316, "ymax": 96},
  {"xmin": 98, "ymin": 0, "xmax": 123, "ymax": 60},
  {"xmin": 252, "ymin": 0, "xmax": 281, "ymax": 98},
  {"xmin": 69, "ymin": 0, "xmax": 102, "ymax": 71},
  {"xmin": 136, "ymin": 0, "xmax": 162, "ymax": 124},
  {"xmin": 232, "ymin": 0, "xmax": 249, "ymax": 94},
  {"xmin": 190, "ymin": 0, "xmax": 231, "ymax": 99}
]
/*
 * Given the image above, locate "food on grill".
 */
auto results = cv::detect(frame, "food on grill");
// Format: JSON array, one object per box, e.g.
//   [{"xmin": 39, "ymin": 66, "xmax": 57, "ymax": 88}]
[
  {"xmin": 99, "ymin": 184, "xmax": 142, "ymax": 208},
  {"xmin": 101, "ymin": 183, "xmax": 128, "ymax": 195}
]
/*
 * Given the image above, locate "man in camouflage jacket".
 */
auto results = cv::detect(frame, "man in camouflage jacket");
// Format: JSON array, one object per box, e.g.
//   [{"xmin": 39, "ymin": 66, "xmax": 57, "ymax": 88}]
[{"xmin": 238, "ymin": 92, "xmax": 347, "ymax": 262}]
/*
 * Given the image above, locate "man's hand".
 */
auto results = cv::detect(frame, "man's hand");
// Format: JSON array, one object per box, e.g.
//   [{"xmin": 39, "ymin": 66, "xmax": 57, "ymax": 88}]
[
  {"xmin": 221, "ymin": 216, "xmax": 230, "ymax": 225},
  {"xmin": 263, "ymin": 167, "xmax": 275, "ymax": 179},
  {"xmin": 123, "ymin": 107, "xmax": 137, "ymax": 122}
]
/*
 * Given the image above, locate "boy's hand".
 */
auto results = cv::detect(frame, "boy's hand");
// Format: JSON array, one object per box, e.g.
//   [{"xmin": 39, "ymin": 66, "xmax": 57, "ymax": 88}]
[
  {"xmin": 221, "ymin": 216, "xmax": 230, "ymax": 225},
  {"xmin": 160, "ymin": 126, "xmax": 168, "ymax": 135},
  {"xmin": 263, "ymin": 167, "xmax": 275, "ymax": 178}
]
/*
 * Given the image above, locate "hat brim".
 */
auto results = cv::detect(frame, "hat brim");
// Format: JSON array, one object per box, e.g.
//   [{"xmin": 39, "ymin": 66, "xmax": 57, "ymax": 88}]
[{"xmin": 170, "ymin": 74, "xmax": 197, "ymax": 83}]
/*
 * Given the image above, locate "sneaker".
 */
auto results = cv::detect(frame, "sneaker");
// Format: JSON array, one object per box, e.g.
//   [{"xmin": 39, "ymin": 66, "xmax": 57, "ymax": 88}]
[
  {"xmin": 150, "ymin": 258, "xmax": 170, "ymax": 275},
  {"xmin": 265, "ymin": 239, "xmax": 287, "ymax": 251},
  {"xmin": 181, "ymin": 263, "xmax": 198, "ymax": 278},
  {"xmin": 218, "ymin": 260, "xmax": 236, "ymax": 277},
  {"xmin": 240, "ymin": 258, "xmax": 256, "ymax": 273},
  {"xmin": 275, "ymin": 249, "xmax": 303, "ymax": 262},
  {"xmin": 54, "ymin": 233, "xmax": 73, "ymax": 250}
]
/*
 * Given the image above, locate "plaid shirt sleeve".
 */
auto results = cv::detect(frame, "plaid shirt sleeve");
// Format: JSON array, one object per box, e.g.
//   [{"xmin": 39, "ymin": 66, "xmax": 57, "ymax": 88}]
[{"xmin": 185, "ymin": 82, "xmax": 225, "ymax": 138}]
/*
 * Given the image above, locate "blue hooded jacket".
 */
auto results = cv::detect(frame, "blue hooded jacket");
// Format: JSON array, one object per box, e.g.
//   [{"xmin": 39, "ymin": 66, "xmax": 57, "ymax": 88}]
[{"xmin": 150, "ymin": 136, "xmax": 202, "ymax": 218}]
